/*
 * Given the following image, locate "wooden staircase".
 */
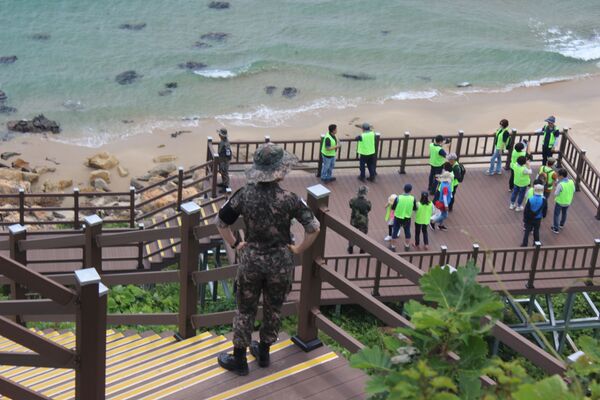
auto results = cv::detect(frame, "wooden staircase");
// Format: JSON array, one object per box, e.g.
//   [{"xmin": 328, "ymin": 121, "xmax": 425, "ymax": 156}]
[{"xmin": 0, "ymin": 329, "xmax": 364, "ymax": 400}]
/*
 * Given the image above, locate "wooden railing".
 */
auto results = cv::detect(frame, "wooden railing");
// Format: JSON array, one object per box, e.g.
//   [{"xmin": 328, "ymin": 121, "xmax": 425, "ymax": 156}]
[
  {"xmin": 0, "ymin": 224, "xmax": 107, "ymax": 400},
  {"xmin": 292, "ymin": 184, "xmax": 566, "ymax": 377}
]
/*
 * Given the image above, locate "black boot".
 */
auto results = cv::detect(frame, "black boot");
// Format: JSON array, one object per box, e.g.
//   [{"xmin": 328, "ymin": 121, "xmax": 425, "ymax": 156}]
[
  {"xmin": 250, "ymin": 340, "xmax": 270, "ymax": 368},
  {"xmin": 218, "ymin": 346, "xmax": 248, "ymax": 376}
]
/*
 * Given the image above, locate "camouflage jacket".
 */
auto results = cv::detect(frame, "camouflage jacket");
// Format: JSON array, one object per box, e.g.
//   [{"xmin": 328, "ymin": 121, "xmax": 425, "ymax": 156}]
[
  {"xmin": 218, "ymin": 139, "xmax": 232, "ymax": 160},
  {"xmin": 349, "ymin": 195, "xmax": 371, "ymax": 229},
  {"xmin": 217, "ymin": 182, "xmax": 319, "ymax": 251}
]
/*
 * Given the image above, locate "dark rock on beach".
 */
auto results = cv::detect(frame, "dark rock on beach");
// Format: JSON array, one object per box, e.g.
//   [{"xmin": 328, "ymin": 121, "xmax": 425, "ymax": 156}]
[
  {"xmin": 0, "ymin": 90, "xmax": 7, "ymax": 102},
  {"xmin": 115, "ymin": 70, "xmax": 141, "ymax": 85},
  {"xmin": 1, "ymin": 152, "xmax": 21, "ymax": 161},
  {"xmin": 165, "ymin": 82, "xmax": 178, "ymax": 89},
  {"xmin": 158, "ymin": 89, "xmax": 173, "ymax": 96},
  {"xmin": 282, "ymin": 87, "xmax": 298, "ymax": 98},
  {"xmin": 122, "ymin": 120, "xmax": 134, "ymax": 124},
  {"xmin": 381, "ymin": 30, "xmax": 391, "ymax": 35},
  {"xmin": 416, "ymin": 75, "xmax": 432, "ymax": 82},
  {"xmin": 178, "ymin": 61, "xmax": 207, "ymax": 70},
  {"xmin": 0, "ymin": 56, "xmax": 17, "ymax": 64},
  {"xmin": 208, "ymin": 1, "xmax": 230, "ymax": 9},
  {"xmin": 193, "ymin": 41, "xmax": 212, "ymax": 49},
  {"xmin": 0, "ymin": 106, "xmax": 17, "ymax": 114},
  {"xmin": 200, "ymin": 32, "xmax": 230, "ymax": 42},
  {"xmin": 265, "ymin": 86, "xmax": 277, "ymax": 95},
  {"xmin": 119, "ymin": 23, "xmax": 147, "ymax": 31},
  {"xmin": 7, "ymin": 114, "xmax": 60, "ymax": 134},
  {"xmin": 340, "ymin": 73, "xmax": 375, "ymax": 81},
  {"xmin": 30, "ymin": 33, "xmax": 50, "ymax": 41}
]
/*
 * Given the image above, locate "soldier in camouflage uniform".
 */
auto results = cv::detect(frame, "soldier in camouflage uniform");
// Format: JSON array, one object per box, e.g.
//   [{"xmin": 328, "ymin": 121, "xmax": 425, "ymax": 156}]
[
  {"xmin": 217, "ymin": 128, "xmax": 232, "ymax": 193},
  {"xmin": 347, "ymin": 185, "xmax": 371, "ymax": 254},
  {"xmin": 215, "ymin": 143, "xmax": 320, "ymax": 376}
]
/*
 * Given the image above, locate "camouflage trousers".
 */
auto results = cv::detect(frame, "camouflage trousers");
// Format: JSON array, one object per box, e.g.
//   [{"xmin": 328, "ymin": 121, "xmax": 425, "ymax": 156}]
[
  {"xmin": 219, "ymin": 159, "xmax": 230, "ymax": 187},
  {"xmin": 232, "ymin": 246, "xmax": 294, "ymax": 348}
]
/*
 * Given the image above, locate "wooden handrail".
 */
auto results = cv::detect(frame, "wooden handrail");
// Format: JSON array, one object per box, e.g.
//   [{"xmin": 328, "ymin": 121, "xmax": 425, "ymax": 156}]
[
  {"xmin": 0, "ymin": 255, "xmax": 76, "ymax": 305},
  {"xmin": 96, "ymin": 226, "xmax": 179, "ymax": 247},
  {"xmin": 0, "ymin": 375, "xmax": 54, "ymax": 400},
  {"xmin": 313, "ymin": 308, "xmax": 365, "ymax": 353},
  {"xmin": 19, "ymin": 233, "xmax": 85, "ymax": 251}
]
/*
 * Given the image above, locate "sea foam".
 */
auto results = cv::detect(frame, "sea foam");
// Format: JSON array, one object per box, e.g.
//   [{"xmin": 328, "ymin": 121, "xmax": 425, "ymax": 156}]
[{"xmin": 532, "ymin": 20, "xmax": 600, "ymax": 61}]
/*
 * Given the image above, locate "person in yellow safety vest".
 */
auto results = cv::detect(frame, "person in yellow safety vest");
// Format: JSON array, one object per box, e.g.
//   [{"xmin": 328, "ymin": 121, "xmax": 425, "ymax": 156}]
[
  {"xmin": 509, "ymin": 141, "xmax": 530, "ymax": 192},
  {"xmin": 355, "ymin": 122, "xmax": 377, "ymax": 182},
  {"xmin": 446, "ymin": 153, "xmax": 463, "ymax": 212},
  {"xmin": 538, "ymin": 157, "xmax": 558, "ymax": 199},
  {"xmin": 428, "ymin": 135, "xmax": 450, "ymax": 195},
  {"xmin": 509, "ymin": 156, "xmax": 532, "ymax": 212},
  {"xmin": 389, "ymin": 183, "xmax": 417, "ymax": 252},
  {"xmin": 414, "ymin": 191, "xmax": 433, "ymax": 250},
  {"xmin": 384, "ymin": 194, "xmax": 398, "ymax": 241},
  {"xmin": 485, "ymin": 119, "xmax": 510, "ymax": 176},
  {"xmin": 537, "ymin": 115, "xmax": 561, "ymax": 165},
  {"xmin": 551, "ymin": 169, "xmax": 575, "ymax": 234},
  {"xmin": 320, "ymin": 124, "xmax": 341, "ymax": 183}
]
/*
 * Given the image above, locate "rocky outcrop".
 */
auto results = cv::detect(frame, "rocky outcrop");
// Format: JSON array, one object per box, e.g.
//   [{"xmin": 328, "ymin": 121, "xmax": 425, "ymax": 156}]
[
  {"xmin": 200, "ymin": 32, "xmax": 230, "ymax": 42},
  {"xmin": 178, "ymin": 61, "xmax": 207, "ymax": 70},
  {"xmin": 115, "ymin": 70, "xmax": 141, "ymax": 85},
  {"xmin": 0, "ymin": 106, "xmax": 17, "ymax": 114},
  {"xmin": 89, "ymin": 169, "xmax": 111, "ymax": 183},
  {"xmin": 130, "ymin": 178, "xmax": 144, "ymax": 190},
  {"xmin": 148, "ymin": 163, "xmax": 176, "ymax": 177},
  {"xmin": 0, "ymin": 178, "xmax": 30, "ymax": 194},
  {"xmin": 11, "ymin": 158, "xmax": 30, "ymax": 170},
  {"xmin": 0, "ymin": 168, "xmax": 39, "ymax": 183},
  {"xmin": 119, "ymin": 23, "xmax": 146, "ymax": 31},
  {"xmin": 32, "ymin": 166, "xmax": 56, "ymax": 175},
  {"xmin": 30, "ymin": 33, "xmax": 50, "ymax": 41},
  {"xmin": 0, "ymin": 90, "xmax": 6, "ymax": 102},
  {"xmin": 282, "ymin": 87, "xmax": 298, "ymax": 98},
  {"xmin": 0, "ymin": 56, "xmax": 17, "ymax": 64},
  {"xmin": 117, "ymin": 166, "xmax": 129, "ymax": 177},
  {"xmin": 1, "ymin": 152, "xmax": 20, "ymax": 160},
  {"xmin": 193, "ymin": 41, "xmax": 212, "ymax": 49},
  {"xmin": 265, "ymin": 86, "xmax": 276, "ymax": 95},
  {"xmin": 208, "ymin": 1, "xmax": 230, "ymax": 9},
  {"xmin": 85, "ymin": 152, "xmax": 119, "ymax": 170},
  {"xmin": 7, "ymin": 114, "xmax": 61, "ymax": 134},
  {"xmin": 92, "ymin": 178, "xmax": 110, "ymax": 192},
  {"xmin": 340, "ymin": 73, "xmax": 375, "ymax": 81}
]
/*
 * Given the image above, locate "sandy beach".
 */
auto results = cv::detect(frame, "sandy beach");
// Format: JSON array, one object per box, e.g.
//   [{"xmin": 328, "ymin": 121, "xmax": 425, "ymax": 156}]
[{"xmin": 3, "ymin": 74, "xmax": 600, "ymax": 192}]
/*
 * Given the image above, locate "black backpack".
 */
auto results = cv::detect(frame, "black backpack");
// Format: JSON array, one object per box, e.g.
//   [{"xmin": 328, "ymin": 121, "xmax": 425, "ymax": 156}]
[{"xmin": 457, "ymin": 163, "xmax": 466, "ymax": 183}]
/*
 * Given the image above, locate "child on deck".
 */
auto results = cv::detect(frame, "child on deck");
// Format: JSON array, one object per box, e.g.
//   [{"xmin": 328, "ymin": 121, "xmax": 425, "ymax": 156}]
[
  {"xmin": 414, "ymin": 191, "xmax": 433, "ymax": 250},
  {"xmin": 384, "ymin": 194, "xmax": 397, "ymax": 241},
  {"xmin": 430, "ymin": 171, "xmax": 453, "ymax": 231}
]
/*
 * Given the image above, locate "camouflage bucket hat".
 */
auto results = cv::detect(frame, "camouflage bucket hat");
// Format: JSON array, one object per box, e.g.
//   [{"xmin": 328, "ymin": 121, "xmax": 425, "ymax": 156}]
[{"xmin": 245, "ymin": 143, "xmax": 298, "ymax": 183}]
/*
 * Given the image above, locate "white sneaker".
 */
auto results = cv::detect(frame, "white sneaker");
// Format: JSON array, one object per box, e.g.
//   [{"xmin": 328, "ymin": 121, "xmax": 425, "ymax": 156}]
[
  {"xmin": 384, "ymin": 235, "xmax": 392, "ymax": 241},
  {"xmin": 515, "ymin": 206, "xmax": 523, "ymax": 212},
  {"xmin": 496, "ymin": 171, "xmax": 503, "ymax": 175},
  {"xmin": 484, "ymin": 171, "xmax": 493, "ymax": 176},
  {"xmin": 509, "ymin": 203, "xmax": 515, "ymax": 210}
]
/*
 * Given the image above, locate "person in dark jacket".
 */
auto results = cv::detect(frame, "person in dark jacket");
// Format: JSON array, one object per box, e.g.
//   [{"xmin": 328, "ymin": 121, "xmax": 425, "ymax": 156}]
[
  {"xmin": 348, "ymin": 185, "xmax": 372, "ymax": 253},
  {"xmin": 521, "ymin": 184, "xmax": 548, "ymax": 247},
  {"xmin": 217, "ymin": 128, "xmax": 233, "ymax": 192}
]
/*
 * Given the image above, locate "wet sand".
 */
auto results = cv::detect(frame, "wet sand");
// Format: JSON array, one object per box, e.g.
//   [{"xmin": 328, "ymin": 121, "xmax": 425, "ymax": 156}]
[{"xmin": 4, "ymin": 74, "xmax": 600, "ymax": 192}]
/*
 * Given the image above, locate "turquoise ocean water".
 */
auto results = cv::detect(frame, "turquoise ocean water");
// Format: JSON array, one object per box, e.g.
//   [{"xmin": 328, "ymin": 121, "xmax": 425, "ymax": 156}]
[{"xmin": 1, "ymin": 0, "xmax": 599, "ymax": 145}]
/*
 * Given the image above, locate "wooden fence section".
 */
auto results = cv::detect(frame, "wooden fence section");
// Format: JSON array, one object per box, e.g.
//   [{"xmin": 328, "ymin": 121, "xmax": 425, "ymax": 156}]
[{"xmin": 210, "ymin": 128, "xmax": 600, "ymax": 219}]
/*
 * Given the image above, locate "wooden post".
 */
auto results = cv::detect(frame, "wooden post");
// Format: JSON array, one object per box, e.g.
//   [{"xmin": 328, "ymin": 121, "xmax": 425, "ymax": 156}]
[
  {"xmin": 176, "ymin": 167, "xmax": 184, "ymax": 211},
  {"xmin": 136, "ymin": 223, "xmax": 145, "ymax": 270},
  {"xmin": 206, "ymin": 136, "xmax": 213, "ymax": 163},
  {"xmin": 455, "ymin": 130, "xmax": 464, "ymax": 159},
  {"xmin": 399, "ymin": 132, "xmax": 410, "ymax": 174},
  {"xmin": 526, "ymin": 241, "xmax": 542, "ymax": 289},
  {"xmin": 211, "ymin": 152, "xmax": 220, "ymax": 199},
  {"xmin": 471, "ymin": 243, "xmax": 480, "ymax": 267},
  {"xmin": 9, "ymin": 224, "xmax": 26, "ymax": 325},
  {"xmin": 374, "ymin": 133, "xmax": 381, "ymax": 167},
  {"xmin": 596, "ymin": 202, "xmax": 600, "ymax": 221},
  {"xmin": 316, "ymin": 134, "xmax": 325, "ymax": 178},
  {"xmin": 18, "ymin": 188, "xmax": 25, "ymax": 226},
  {"xmin": 178, "ymin": 202, "xmax": 201, "ymax": 339},
  {"xmin": 557, "ymin": 128, "xmax": 568, "ymax": 168},
  {"xmin": 439, "ymin": 245, "xmax": 447, "ymax": 266},
  {"xmin": 292, "ymin": 184, "xmax": 329, "ymax": 352},
  {"xmin": 372, "ymin": 260, "xmax": 382, "ymax": 297},
  {"xmin": 587, "ymin": 238, "xmax": 600, "ymax": 284},
  {"xmin": 129, "ymin": 186, "xmax": 135, "ymax": 228},
  {"xmin": 504, "ymin": 129, "xmax": 518, "ymax": 170},
  {"xmin": 575, "ymin": 150, "xmax": 586, "ymax": 192},
  {"xmin": 73, "ymin": 187, "xmax": 80, "ymax": 229},
  {"xmin": 84, "ymin": 215, "xmax": 103, "ymax": 273},
  {"xmin": 265, "ymin": 135, "xmax": 271, "ymax": 143},
  {"xmin": 75, "ymin": 268, "xmax": 107, "ymax": 400}
]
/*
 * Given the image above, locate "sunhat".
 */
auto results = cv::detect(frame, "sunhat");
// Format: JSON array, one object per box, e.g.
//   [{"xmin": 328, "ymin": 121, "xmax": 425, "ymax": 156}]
[{"xmin": 245, "ymin": 143, "xmax": 297, "ymax": 183}]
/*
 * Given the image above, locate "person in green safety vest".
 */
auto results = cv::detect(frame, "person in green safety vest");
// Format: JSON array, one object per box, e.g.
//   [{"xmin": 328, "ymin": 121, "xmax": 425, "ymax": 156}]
[
  {"xmin": 390, "ymin": 183, "xmax": 417, "ymax": 252},
  {"xmin": 536, "ymin": 115, "xmax": 561, "ymax": 165},
  {"xmin": 551, "ymin": 169, "xmax": 575, "ymax": 234},
  {"xmin": 414, "ymin": 191, "xmax": 433, "ymax": 250},
  {"xmin": 538, "ymin": 157, "xmax": 558, "ymax": 199},
  {"xmin": 509, "ymin": 156, "xmax": 532, "ymax": 212},
  {"xmin": 446, "ymin": 153, "xmax": 463, "ymax": 212},
  {"xmin": 320, "ymin": 124, "xmax": 341, "ymax": 182},
  {"xmin": 428, "ymin": 135, "xmax": 450, "ymax": 195},
  {"xmin": 485, "ymin": 119, "xmax": 510, "ymax": 176},
  {"xmin": 355, "ymin": 122, "xmax": 377, "ymax": 182},
  {"xmin": 384, "ymin": 194, "xmax": 398, "ymax": 242},
  {"xmin": 509, "ymin": 141, "xmax": 531, "ymax": 192}
]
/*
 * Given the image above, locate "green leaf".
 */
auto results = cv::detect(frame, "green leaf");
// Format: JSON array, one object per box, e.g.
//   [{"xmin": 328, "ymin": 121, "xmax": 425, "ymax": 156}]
[
  {"xmin": 365, "ymin": 375, "xmax": 388, "ymax": 394},
  {"xmin": 383, "ymin": 335, "xmax": 403, "ymax": 353},
  {"xmin": 513, "ymin": 376, "xmax": 575, "ymax": 400},
  {"xmin": 350, "ymin": 346, "xmax": 391, "ymax": 371},
  {"xmin": 457, "ymin": 370, "xmax": 481, "ymax": 400}
]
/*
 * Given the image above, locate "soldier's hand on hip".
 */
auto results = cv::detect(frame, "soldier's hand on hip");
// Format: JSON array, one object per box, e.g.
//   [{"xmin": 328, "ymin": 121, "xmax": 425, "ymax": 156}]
[
  {"xmin": 235, "ymin": 241, "xmax": 247, "ymax": 251},
  {"xmin": 287, "ymin": 244, "xmax": 301, "ymax": 255}
]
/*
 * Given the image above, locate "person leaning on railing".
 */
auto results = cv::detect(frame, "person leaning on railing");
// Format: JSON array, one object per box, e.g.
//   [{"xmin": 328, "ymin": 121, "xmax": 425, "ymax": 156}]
[
  {"xmin": 215, "ymin": 143, "xmax": 320, "ymax": 376},
  {"xmin": 217, "ymin": 128, "xmax": 233, "ymax": 193},
  {"xmin": 355, "ymin": 122, "xmax": 377, "ymax": 182},
  {"xmin": 320, "ymin": 124, "xmax": 341, "ymax": 183},
  {"xmin": 485, "ymin": 119, "xmax": 510, "ymax": 176},
  {"xmin": 536, "ymin": 115, "xmax": 561, "ymax": 166},
  {"xmin": 428, "ymin": 135, "xmax": 450, "ymax": 195}
]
